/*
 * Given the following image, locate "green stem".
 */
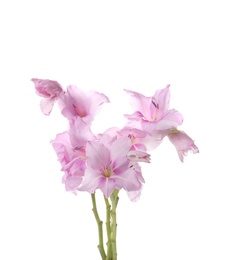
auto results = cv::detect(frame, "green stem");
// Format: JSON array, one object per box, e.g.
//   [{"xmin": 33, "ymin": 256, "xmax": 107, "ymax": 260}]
[
  {"xmin": 104, "ymin": 196, "xmax": 112, "ymax": 259},
  {"xmin": 91, "ymin": 193, "xmax": 106, "ymax": 260},
  {"xmin": 110, "ymin": 189, "xmax": 119, "ymax": 260}
]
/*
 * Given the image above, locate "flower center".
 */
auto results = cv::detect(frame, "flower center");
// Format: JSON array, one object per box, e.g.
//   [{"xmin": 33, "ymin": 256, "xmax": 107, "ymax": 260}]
[
  {"xmin": 103, "ymin": 166, "xmax": 113, "ymax": 178},
  {"xmin": 72, "ymin": 104, "xmax": 87, "ymax": 118}
]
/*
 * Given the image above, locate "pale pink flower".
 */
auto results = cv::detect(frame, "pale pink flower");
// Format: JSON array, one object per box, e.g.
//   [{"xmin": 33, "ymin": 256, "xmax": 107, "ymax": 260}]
[
  {"xmin": 51, "ymin": 131, "xmax": 85, "ymax": 194},
  {"xmin": 51, "ymin": 118, "xmax": 95, "ymax": 194},
  {"xmin": 79, "ymin": 136, "xmax": 143, "ymax": 198},
  {"xmin": 118, "ymin": 127, "xmax": 148, "ymax": 151},
  {"xmin": 124, "ymin": 85, "xmax": 183, "ymax": 132},
  {"xmin": 31, "ymin": 78, "xmax": 64, "ymax": 115},
  {"xmin": 167, "ymin": 129, "xmax": 199, "ymax": 162},
  {"xmin": 61, "ymin": 85, "xmax": 109, "ymax": 123}
]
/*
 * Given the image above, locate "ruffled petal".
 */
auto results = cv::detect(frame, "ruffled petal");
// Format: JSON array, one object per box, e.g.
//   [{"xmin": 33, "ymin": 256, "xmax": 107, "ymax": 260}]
[
  {"xmin": 124, "ymin": 89, "xmax": 152, "ymax": 121},
  {"xmin": 168, "ymin": 130, "xmax": 199, "ymax": 162},
  {"xmin": 40, "ymin": 98, "xmax": 55, "ymax": 115}
]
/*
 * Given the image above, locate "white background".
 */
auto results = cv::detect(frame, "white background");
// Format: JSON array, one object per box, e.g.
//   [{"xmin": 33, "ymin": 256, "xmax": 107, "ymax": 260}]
[{"xmin": 0, "ymin": 1, "xmax": 228, "ymax": 259}]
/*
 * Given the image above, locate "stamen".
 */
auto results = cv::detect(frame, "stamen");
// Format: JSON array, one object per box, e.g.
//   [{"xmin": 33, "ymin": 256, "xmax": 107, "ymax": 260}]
[
  {"xmin": 74, "ymin": 146, "xmax": 83, "ymax": 150},
  {"xmin": 102, "ymin": 164, "xmax": 113, "ymax": 178},
  {"xmin": 151, "ymin": 98, "xmax": 159, "ymax": 109}
]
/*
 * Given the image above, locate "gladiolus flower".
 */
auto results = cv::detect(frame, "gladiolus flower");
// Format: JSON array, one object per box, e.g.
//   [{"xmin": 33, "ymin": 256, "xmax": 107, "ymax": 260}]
[
  {"xmin": 61, "ymin": 85, "xmax": 109, "ymax": 124},
  {"xmin": 118, "ymin": 127, "xmax": 148, "ymax": 151},
  {"xmin": 51, "ymin": 131, "xmax": 85, "ymax": 194},
  {"xmin": 124, "ymin": 85, "xmax": 183, "ymax": 133},
  {"xmin": 51, "ymin": 118, "xmax": 96, "ymax": 194},
  {"xmin": 31, "ymin": 78, "xmax": 64, "ymax": 115},
  {"xmin": 79, "ymin": 136, "xmax": 143, "ymax": 198}
]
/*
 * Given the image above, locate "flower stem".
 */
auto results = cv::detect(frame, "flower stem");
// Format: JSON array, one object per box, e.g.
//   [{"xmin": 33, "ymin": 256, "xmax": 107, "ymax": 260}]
[
  {"xmin": 110, "ymin": 189, "xmax": 119, "ymax": 260},
  {"xmin": 91, "ymin": 193, "xmax": 106, "ymax": 260},
  {"xmin": 104, "ymin": 196, "xmax": 112, "ymax": 259}
]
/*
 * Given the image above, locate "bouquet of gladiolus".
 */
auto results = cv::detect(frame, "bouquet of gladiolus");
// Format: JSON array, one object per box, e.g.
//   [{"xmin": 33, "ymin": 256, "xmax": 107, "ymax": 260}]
[{"xmin": 32, "ymin": 78, "xmax": 199, "ymax": 260}]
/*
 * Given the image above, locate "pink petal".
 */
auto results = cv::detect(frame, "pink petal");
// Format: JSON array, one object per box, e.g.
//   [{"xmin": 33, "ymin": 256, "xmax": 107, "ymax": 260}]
[
  {"xmin": 40, "ymin": 98, "xmax": 55, "ymax": 115},
  {"xmin": 86, "ymin": 141, "xmax": 110, "ymax": 171},
  {"xmin": 127, "ymin": 187, "xmax": 142, "ymax": 202},
  {"xmin": 69, "ymin": 117, "xmax": 95, "ymax": 148},
  {"xmin": 118, "ymin": 127, "xmax": 146, "ymax": 138},
  {"xmin": 141, "ymin": 131, "xmax": 166, "ymax": 150},
  {"xmin": 31, "ymin": 78, "xmax": 63, "ymax": 98},
  {"xmin": 88, "ymin": 90, "xmax": 110, "ymax": 114},
  {"xmin": 112, "ymin": 168, "xmax": 142, "ymax": 192},
  {"xmin": 142, "ymin": 109, "xmax": 183, "ymax": 132},
  {"xmin": 124, "ymin": 89, "xmax": 152, "ymax": 121},
  {"xmin": 78, "ymin": 169, "xmax": 102, "ymax": 193},
  {"xmin": 64, "ymin": 175, "xmax": 84, "ymax": 193},
  {"xmin": 51, "ymin": 132, "xmax": 72, "ymax": 166},
  {"xmin": 98, "ymin": 178, "xmax": 117, "ymax": 198},
  {"xmin": 168, "ymin": 130, "xmax": 199, "ymax": 162},
  {"xmin": 112, "ymin": 157, "xmax": 130, "ymax": 174},
  {"xmin": 153, "ymin": 85, "xmax": 170, "ymax": 116},
  {"xmin": 110, "ymin": 136, "xmax": 131, "ymax": 162}
]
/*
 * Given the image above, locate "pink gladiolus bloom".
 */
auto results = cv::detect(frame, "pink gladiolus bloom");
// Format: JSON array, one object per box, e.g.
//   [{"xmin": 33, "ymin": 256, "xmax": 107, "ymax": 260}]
[
  {"xmin": 31, "ymin": 78, "xmax": 64, "ymax": 115},
  {"xmin": 51, "ymin": 131, "xmax": 85, "ymax": 194},
  {"xmin": 124, "ymin": 85, "xmax": 183, "ymax": 132},
  {"xmin": 61, "ymin": 85, "xmax": 109, "ymax": 123},
  {"xmin": 167, "ymin": 129, "xmax": 199, "ymax": 162},
  {"xmin": 118, "ymin": 127, "xmax": 148, "ymax": 151},
  {"xmin": 51, "ymin": 118, "xmax": 95, "ymax": 194},
  {"xmin": 79, "ymin": 137, "xmax": 143, "ymax": 198}
]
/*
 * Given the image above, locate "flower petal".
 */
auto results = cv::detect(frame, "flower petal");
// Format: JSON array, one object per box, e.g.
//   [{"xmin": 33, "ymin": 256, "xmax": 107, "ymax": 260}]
[
  {"xmin": 142, "ymin": 109, "xmax": 183, "ymax": 132},
  {"xmin": 153, "ymin": 84, "xmax": 170, "ymax": 116},
  {"xmin": 112, "ymin": 168, "xmax": 142, "ymax": 192},
  {"xmin": 124, "ymin": 89, "xmax": 152, "ymax": 121},
  {"xmin": 110, "ymin": 136, "xmax": 131, "ymax": 162},
  {"xmin": 31, "ymin": 78, "xmax": 63, "ymax": 98},
  {"xmin": 64, "ymin": 175, "xmax": 84, "ymax": 194},
  {"xmin": 40, "ymin": 98, "xmax": 55, "ymax": 115},
  {"xmin": 168, "ymin": 130, "xmax": 199, "ymax": 162},
  {"xmin": 69, "ymin": 117, "xmax": 95, "ymax": 148},
  {"xmin": 127, "ymin": 187, "xmax": 142, "ymax": 202},
  {"xmin": 98, "ymin": 178, "xmax": 117, "ymax": 198},
  {"xmin": 78, "ymin": 169, "xmax": 102, "ymax": 193},
  {"xmin": 86, "ymin": 141, "xmax": 110, "ymax": 170}
]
